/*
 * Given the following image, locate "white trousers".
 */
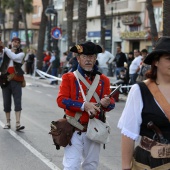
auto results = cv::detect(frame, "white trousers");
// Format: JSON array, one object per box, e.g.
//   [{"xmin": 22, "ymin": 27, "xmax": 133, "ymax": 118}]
[{"xmin": 63, "ymin": 131, "xmax": 101, "ymax": 170}]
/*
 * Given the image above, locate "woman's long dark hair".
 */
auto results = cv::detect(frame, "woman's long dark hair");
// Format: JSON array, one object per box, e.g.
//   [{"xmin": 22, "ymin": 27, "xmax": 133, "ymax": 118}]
[{"xmin": 145, "ymin": 55, "xmax": 161, "ymax": 81}]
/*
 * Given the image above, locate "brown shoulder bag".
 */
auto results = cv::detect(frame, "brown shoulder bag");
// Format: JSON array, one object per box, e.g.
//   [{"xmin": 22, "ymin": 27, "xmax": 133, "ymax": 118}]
[{"xmin": 49, "ymin": 118, "xmax": 75, "ymax": 150}]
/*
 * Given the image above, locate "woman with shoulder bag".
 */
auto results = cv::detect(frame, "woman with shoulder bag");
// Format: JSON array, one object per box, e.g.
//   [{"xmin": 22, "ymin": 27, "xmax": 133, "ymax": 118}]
[{"xmin": 118, "ymin": 37, "xmax": 170, "ymax": 170}]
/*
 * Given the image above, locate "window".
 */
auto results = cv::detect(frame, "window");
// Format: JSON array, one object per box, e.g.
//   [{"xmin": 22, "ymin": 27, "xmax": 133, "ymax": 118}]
[
  {"xmin": 154, "ymin": 7, "xmax": 162, "ymax": 32},
  {"xmin": 9, "ymin": 13, "xmax": 14, "ymax": 21},
  {"xmin": 88, "ymin": 0, "xmax": 92, "ymax": 7},
  {"xmin": 33, "ymin": 5, "xmax": 38, "ymax": 14},
  {"xmin": 129, "ymin": 25, "xmax": 139, "ymax": 32}
]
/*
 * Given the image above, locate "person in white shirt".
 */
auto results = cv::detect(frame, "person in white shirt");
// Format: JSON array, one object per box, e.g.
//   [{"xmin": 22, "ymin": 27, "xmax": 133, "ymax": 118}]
[
  {"xmin": 0, "ymin": 37, "xmax": 25, "ymax": 131},
  {"xmin": 129, "ymin": 49, "xmax": 142, "ymax": 84},
  {"xmin": 97, "ymin": 47, "xmax": 114, "ymax": 76}
]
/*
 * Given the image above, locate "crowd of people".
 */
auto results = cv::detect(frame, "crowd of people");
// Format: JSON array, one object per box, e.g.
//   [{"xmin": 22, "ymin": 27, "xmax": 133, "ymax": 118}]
[
  {"xmin": 22, "ymin": 42, "xmax": 151, "ymax": 89},
  {"xmin": 0, "ymin": 36, "xmax": 170, "ymax": 170},
  {"xmin": 56, "ymin": 38, "xmax": 170, "ymax": 169}
]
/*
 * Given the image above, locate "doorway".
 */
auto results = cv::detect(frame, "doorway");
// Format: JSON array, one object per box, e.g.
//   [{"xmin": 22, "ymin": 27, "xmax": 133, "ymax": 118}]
[{"xmin": 132, "ymin": 41, "xmax": 140, "ymax": 51}]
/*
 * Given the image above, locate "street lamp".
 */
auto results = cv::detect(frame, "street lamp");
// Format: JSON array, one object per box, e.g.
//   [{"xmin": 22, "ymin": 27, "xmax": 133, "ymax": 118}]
[
  {"xmin": 107, "ymin": 7, "xmax": 114, "ymax": 77},
  {"xmin": 45, "ymin": 5, "xmax": 58, "ymax": 52},
  {"xmin": 110, "ymin": 7, "xmax": 113, "ymax": 54},
  {"xmin": 117, "ymin": 14, "xmax": 121, "ymax": 29}
]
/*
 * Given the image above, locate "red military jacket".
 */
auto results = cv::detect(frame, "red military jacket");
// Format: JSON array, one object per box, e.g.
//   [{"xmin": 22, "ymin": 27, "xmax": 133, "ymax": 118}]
[{"xmin": 57, "ymin": 70, "xmax": 115, "ymax": 124}]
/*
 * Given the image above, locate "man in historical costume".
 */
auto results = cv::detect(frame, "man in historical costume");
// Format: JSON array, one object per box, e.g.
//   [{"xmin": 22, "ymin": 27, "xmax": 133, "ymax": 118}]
[
  {"xmin": 57, "ymin": 41, "xmax": 115, "ymax": 170},
  {"xmin": 0, "ymin": 37, "xmax": 25, "ymax": 131}
]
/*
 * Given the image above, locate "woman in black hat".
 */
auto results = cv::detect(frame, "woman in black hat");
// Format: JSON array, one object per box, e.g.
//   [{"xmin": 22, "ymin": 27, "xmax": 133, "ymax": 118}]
[{"xmin": 118, "ymin": 36, "xmax": 170, "ymax": 170}]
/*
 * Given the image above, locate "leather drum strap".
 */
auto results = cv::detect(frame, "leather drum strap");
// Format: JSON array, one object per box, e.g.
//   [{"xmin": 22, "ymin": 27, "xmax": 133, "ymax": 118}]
[{"xmin": 145, "ymin": 79, "xmax": 170, "ymax": 121}]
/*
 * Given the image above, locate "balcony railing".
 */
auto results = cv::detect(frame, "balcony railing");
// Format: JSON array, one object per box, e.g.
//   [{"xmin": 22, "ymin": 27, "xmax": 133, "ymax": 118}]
[
  {"xmin": 64, "ymin": 0, "xmax": 143, "ymax": 21},
  {"xmin": 105, "ymin": 0, "xmax": 142, "ymax": 15}
]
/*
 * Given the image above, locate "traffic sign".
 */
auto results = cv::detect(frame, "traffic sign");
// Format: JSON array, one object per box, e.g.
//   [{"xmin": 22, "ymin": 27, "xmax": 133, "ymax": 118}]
[
  {"xmin": 51, "ymin": 27, "xmax": 62, "ymax": 39},
  {"xmin": 11, "ymin": 31, "xmax": 18, "ymax": 39}
]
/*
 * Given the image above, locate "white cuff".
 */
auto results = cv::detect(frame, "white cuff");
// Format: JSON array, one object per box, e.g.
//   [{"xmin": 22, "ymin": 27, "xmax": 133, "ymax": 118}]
[{"xmin": 80, "ymin": 102, "xmax": 85, "ymax": 111}]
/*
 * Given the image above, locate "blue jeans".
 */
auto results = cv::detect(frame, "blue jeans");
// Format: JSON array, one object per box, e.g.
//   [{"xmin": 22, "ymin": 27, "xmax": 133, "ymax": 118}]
[
  {"xmin": 51, "ymin": 68, "xmax": 58, "ymax": 84},
  {"xmin": 129, "ymin": 73, "xmax": 138, "ymax": 85},
  {"xmin": 98, "ymin": 67, "xmax": 108, "ymax": 76},
  {"xmin": 2, "ymin": 81, "xmax": 22, "ymax": 112},
  {"xmin": 115, "ymin": 67, "xmax": 125, "ymax": 79}
]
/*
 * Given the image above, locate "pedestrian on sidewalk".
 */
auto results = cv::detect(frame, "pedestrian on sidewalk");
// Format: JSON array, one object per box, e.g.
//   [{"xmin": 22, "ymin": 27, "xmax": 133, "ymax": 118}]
[
  {"xmin": 0, "ymin": 37, "xmax": 25, "ymax": 131},
  {"xmin": 114, "ymin": 45, "xmax": 127, "ymax": 79},
  {"xmin": 50, "ymin": 51, "xmax": 60, "ymax": 85},
  {"xmin": 97, "ymin": 46, "xmax": 114, "ymax": 76},
  {"xmin": 129, "ymin": 49, "xmax": 142, "ymax": 85},
  {"xmin": 57, "ymin": 41, "xmax": 115, "ymax": 170},
  {"xmin": 118, "ymin": 36, "xmax": 170, "ymax": 170}
]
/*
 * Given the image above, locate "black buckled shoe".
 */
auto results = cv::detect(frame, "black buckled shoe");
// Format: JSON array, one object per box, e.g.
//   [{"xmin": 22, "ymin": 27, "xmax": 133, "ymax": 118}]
[{"xmin": 16, "ymin": 125, "xmax": 25, "ymax": 131}]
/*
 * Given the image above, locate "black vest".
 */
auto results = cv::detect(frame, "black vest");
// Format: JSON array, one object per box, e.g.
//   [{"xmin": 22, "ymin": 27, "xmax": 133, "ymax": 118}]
[
  {"xmin": 0, "ymin": 49, "xmax": 24, "ymax": 76},
  {"xmin": 138, "ymin": 82, "xmax": 170, "ymax": 141}
]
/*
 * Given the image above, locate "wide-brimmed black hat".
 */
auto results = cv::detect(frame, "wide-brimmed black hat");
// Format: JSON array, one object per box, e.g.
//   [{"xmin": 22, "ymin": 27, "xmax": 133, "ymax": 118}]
[
  {"xmin": 144, "ymin": 36, "xmax": 170, "ymax": 64},
  {"xmin": 70, "ymin": 41, "xmax": 102, "ymax": 55}
]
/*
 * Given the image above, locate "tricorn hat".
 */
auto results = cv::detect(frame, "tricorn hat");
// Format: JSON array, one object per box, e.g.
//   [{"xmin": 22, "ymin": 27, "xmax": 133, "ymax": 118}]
[
  {"xmin": 144, "ymin": 36, "xmax": 170, "ymax": 64},
  {"xmin": 12, "ymin": 37, "xmax": 21, "ymax": 43},
  {"xmin": 70, "ymin": 41, "xmax": 102, "ymax": 55}
]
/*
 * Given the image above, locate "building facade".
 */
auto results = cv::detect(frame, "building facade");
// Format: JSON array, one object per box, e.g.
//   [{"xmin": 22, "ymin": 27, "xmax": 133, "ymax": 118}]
[
  {"xmin": 53, "ymin": 0, "xmax": 162, "ymax": 56},
  {"xmin": 0, "ymin": 1, "xmax": 41, "ymax": 49},
  {"xmin": 0, "ymin": 0, "xmax": 162, "ymax": 55}
]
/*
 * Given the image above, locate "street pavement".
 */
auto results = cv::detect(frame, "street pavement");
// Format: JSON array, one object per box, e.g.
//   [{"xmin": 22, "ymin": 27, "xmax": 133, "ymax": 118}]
[
  {"xmin": 24, "ymin": 74, "xmax": 128, "ymax": 170},
  {"xmin": 0, "ymin": 74, "xmax": 128, "ymax": 170}
]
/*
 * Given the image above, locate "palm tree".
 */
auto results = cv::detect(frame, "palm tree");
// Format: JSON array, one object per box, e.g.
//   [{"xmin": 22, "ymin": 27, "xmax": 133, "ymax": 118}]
[
  {"xmin": 146, "ymin": 0, "xmax": 158, "ymax": 48},
  {"xmin": 1, "ymin": 0, "xmax": 20, "ymax": 41},
  {"xmin": 66, "ymin": 0, "xmax": 74, "ymax": 50},
  {"xmin": 13, "ymin": 0, "xmax": 20, "ymax": 32},
  {"xmin": 0, "ymin": 0, "xmax": 6, "ymax": 43},
  {"xmin": 99, "ymin": 0, "xmax": 106, "ymax": 48},
  {"xmin": 20, "ymin": 0, "xmax": 33, "ymax": 48},
  {"xmin": 77, "ymin": 0, "xmax": 88, "ymax": 43},
  {"xmin": 36, "ymin": 0, "xmax": 49, "ymax": 70},
  {"xmin": 106, "ymin": 0, "xmax": 114, "ymax": 2},
  {"xmin": 1, "ymin": 0, "xmax": 33, "ymax": 47},
  {"xmin": 162, "ymin": 0, "xmax": 170, "ymax": 36}
]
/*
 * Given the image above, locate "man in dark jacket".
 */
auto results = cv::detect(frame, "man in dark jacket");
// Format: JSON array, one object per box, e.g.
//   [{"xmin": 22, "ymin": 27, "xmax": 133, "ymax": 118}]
[
  {"xmin": 68, "ymin": 52, "xmax": 78, "ymax": 72},
  {"xmin": 114, "ymin": 45, "xmax": 127, "ymax": 79},
  {"xmin": 50, "ymin": 51, "xmax": 60, "ymax": 85}
]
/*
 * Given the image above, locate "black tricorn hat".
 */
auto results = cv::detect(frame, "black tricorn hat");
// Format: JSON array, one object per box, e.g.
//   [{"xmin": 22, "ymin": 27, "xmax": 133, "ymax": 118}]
[
  {"xmin": 70, "ymin": 41, "xmax": 102, "ymax": 55},
  {"xmin": 144, "ymin": 36, "xmax": 170, "ymax": 64}
]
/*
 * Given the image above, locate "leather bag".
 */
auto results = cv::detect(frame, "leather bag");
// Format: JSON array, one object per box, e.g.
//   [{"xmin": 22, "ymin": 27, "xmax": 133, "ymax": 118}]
[
  {"xmin": 49, "ymin": 118, "xmax": 75, "ymax": 150},
  {"xmin": 0, "ymin": 73, "xmax": 8, "ymax": 87}
]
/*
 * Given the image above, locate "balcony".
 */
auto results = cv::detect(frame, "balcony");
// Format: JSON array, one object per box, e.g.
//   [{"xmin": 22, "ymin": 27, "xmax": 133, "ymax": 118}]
[
  {"xmin": 106, "ymin": 0, "xmax": 143, "ymax": 15},
  {"xmin": 137, "ymin": 0, "xmax": 161, "ymax": 2},
  {"xmin": 64, "ymin": 0, "xmax": 144, "ymax": 21}
]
